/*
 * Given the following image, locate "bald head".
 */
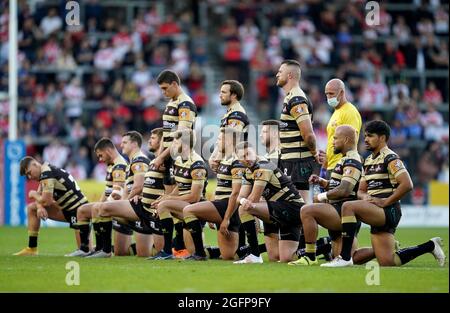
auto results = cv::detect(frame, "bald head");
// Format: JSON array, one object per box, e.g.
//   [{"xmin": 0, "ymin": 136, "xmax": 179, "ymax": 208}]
[
  {"xmin": 325, "ymin": 78, "xmax": 347, "ymax": 108},
  {"xmin": 333, "ymin": 125, "xmax": 357, "ymax": 155}
]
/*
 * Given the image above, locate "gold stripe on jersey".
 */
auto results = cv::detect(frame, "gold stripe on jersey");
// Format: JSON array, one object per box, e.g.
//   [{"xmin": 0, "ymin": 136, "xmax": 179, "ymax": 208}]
[
  {"xmin": 125, "ymin": 151, "xmax": 150, "ymax": 193},
  {"xmin": 363, "ymin": 146, "xmax": 407, "ymax": 198},
  {"xmin": 141, "ymin": 159, "xmax": 165, "ymax": 212},
  {"xmin": 328, "ymin": 150, "xmax": 362, "ymax": 204},
  {"xmin": 104, "ymin": 155, "xmax": 128, "ymax": 197},
  {"xmin": 39, "ymin": 162, "xmax": 88, "ymax": 211},
  {"xmin": 215, "ymin": 156, "xmax": 246, "ymax": 200},
  {"xmin": 279, "ymin": 86, "xmax": 314, "ymax": 161},
  {"xmin": 162, "ymin": 92, "xmax": 197, "ymax": 149},
  {"xmin": 174, "ymin": 151, "xmax": 207, "ymax": 197}
]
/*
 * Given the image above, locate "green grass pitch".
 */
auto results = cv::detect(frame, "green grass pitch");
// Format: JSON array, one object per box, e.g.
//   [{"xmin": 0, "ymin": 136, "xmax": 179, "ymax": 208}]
[{"xmin": 0, "ymin": 226, "xmax": 448, "ymax": 292}]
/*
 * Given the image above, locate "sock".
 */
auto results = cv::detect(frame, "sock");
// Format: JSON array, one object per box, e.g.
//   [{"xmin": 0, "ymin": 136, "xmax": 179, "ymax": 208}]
[
  {"xmin": 173, "ymin": 220, "xmax": 186, "ymax": 250},
  {"xmin": 395, "ymin": 240, "xmax": 435, "ymax": 265},
  {"xmin": 160, "ymin": 217, "xmax": 174, "ymax": 254},
  {"xmin": 298, "ymin": 227, "xmax": 306, "ymax": 249},
  {"xmin": 236, "ymin": 245, "xmax": 250, "ymax": 258},
  {"xmin": 92, "ymin": 222, "xmax": 103, "ymax": 251},
  {"xmin": 258, "ymin": 243, "xmax": 267, "ymax": 253},
  {"xmin": 238, "ymin": 225, "xmax": 246, "ymax": 247},
  {"xmin": 28, "ymin": 231, "xmax": 38, "ymax": 248},
  {"xmin": 185, "ymin": 218, "xmax": 206, "ymax": 257},
  {"xmin": 78, "ymin": 224, "xmax": 90, "ymax": 252},
  {"xmin": 316, "ymin": 236, "xmax": 332, "ymax": 256},
  {"xmin": 241, "ymin": 217, "xmax": 260, "ymax": 257},
  {"xmin": 341, "ymin": 216, "xmax": 358, "ymax": 261},
  {"xmin": 129, "ymin": 243, "xmax": 137, "ymax": 256},
  {"xmin": 305, "ymin": 243, "xmax": 316, "ymax": 261},
  {"xmin": 99, "ymin": 221, "xmax": 113, "ymax": 253},
  {"xmin": 205, "ymin": 246, "xmax": 221, "ymax": 259}
]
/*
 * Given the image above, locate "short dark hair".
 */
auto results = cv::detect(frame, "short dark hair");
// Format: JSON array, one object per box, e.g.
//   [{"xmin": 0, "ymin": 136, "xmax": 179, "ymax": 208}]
[
  {"xmin": 19, "ymin": 156, "xmax": 35, "ymax": 176},
  {"xmin": 151, "ymin": 127, "xmax": 164, "ymax": 139},
  {"xmin": 94, "ymin": 137, "xmax": 115, "ymax": 151},
  {"xmin": 174, "ymin": 128, "xmax": 195, "ymax": 148},
  {"xmin": 365, "ymin": 120, "xmax": 391, "ymax": 141},
  {"xmin": 281, "ymin": 59, "xmax": 301, "ymax": 68},
  {"xmin": 123, "ymin": 131, "xmax": 143, "ymax": 147},
  {"xmin": 156, "ymin": 70, "xmax": 180, "ymax": 85},
  {"xmin": 221, "ymin": 80, "xmax": 244, "ymax": 101},
  {"xmin": 261, "ymin": 120, "xmax": 280, "ymax": 129}
]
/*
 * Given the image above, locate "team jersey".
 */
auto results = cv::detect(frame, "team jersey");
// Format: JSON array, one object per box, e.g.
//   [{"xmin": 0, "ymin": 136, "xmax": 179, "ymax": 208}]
[
  {"xmin": 173, "ymin": 151, "xmax": 207, "ymax": 198},
  {"xmin": 243, "ymin": 158, "xmax": 304, "ymax": 204},
  {"xmin": 326, "ymin": 102, "xmax": 362, "ymax": 170},
  {"xmin": 264, "ymin": 148, "xmax": 281, "ymax": 168},
  {"xmin": 125, "ymin": 151, "xmax": 150, "ymax": 194},
  {"xmin": 39, "ymin": 162, "xmax": 88, "ymax": 211},
  {"xmin": 141, "ymin": 158, "xmax": 165, "ymax": 213},
  {"xmin": 328, "ymin": 150, "xmax": 363, "ymax": 204},
  {"xmin": 214, "ymin": 155, "xmax": 246, "ymax": 200},
  {"xmin": 220, "ymin": 102, "xmax": 249, "ymax": 134},
  {"xmin": 279, "ymin": 86, "xmax": 314, "ymax": 161},
  {"xmin": 104, "ymin": 155, "xmax": 127, "ymax": 198},
  {"xmin": 362, "ymin": 146, "xmax": 408, "ymax": 198},
  {"xmin": 162, "ymin": 92, "xmax": 197, "ymax": 149}
]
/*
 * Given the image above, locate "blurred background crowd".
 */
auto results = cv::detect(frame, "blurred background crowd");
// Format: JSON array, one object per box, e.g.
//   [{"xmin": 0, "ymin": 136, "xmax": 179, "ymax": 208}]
[{"xmin": 0, "ymin": 0, "xmax": 448, "ymax": 205}]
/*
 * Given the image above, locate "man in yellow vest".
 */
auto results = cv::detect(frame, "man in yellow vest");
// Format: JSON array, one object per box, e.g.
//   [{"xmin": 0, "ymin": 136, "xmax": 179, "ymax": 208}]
[{"xmin": 323, "ymin": 79, "xmax": 362, "ymax": 179}]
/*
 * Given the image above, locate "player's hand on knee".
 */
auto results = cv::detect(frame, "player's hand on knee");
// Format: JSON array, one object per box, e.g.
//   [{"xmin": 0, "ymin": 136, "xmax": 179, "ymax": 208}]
[
  {"xmin": 37, "ymin": 207, "xmax": 48, "ymax": 220},
  {"xmin": 209, "ymin": 159, "xmax": 219, "ymax": 173},
  {"xmin": 131, "ymin": 195, "xmax": 140, "ymax": 204},
  {"xmin": 219, "ymin": 219, "xmax": 230, "ymax": 237},
  {"xmin": 316, "ymin": 150, "xmax": 326, "ymax": 165}
]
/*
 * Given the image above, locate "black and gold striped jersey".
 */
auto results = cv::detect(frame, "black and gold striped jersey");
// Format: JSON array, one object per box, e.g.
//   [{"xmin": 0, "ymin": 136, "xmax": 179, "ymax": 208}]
[
  {"xmin": 328, "ymin": 150, "xmax": 363, "ymax": 204},
  {"xmin": 162, "ymin": 92, "xmax": 197, "ymax": 149},
  {"xmin": 279, "ymin": 86, "xmax": 314, "ymax": 161},
  {"xmin": 141, "ymin": 158, "xmax": 165, "ymax": 213},
  {"xmin": 220, "ymin": 102, "xmax": 249, "ymax": 134},
  {"xmin": 362, "ymin": 146, "xmax": 408, "ymax": 198},
  {"xmin": 264, "ymin": 148, "xmax": 281, "ymax": 168},
  {"xmin": 39, "ymin": 162, "xmax": 88, "ymax": 211},
  {"xmin": 215, "ymin": 155, "xmax": 246, "ymax": 200},
  {"xmin": 243, "ymin": 158, "xmax": 304, "ymax": 204},
  {"xmin": 104, "ymin": 155, "xmax": 127, "ymax": 198},
  {"xmin": 174, "ymin": 151, "xmax": 207, "ymax": 198},
  {"xmin": 125, "ymin": 151, "xmax": 150, "ymax": 193}
]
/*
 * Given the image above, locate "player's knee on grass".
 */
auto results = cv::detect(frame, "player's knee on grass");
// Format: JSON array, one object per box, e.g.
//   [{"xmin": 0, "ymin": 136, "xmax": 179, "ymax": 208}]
[{"xmin": 377, "ymin": 254, "xmax": 396, "ymax": 266}]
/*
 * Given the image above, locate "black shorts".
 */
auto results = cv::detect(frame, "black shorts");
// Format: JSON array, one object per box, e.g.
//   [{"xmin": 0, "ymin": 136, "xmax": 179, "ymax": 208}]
[
  {"xmin": 327, "ymin": 202, "xmax": 362, "ymax": 241},
  {"xmin": 211, "ymin": 199, "xmax": 241, "ymax": 233},
  {"xmin": 371, "ymin": 202, "xmax": 402, "ymax": 235},
  {"xmin": 62, "ymin": 208, "xmax": 79, "ymax": 229},
  {"xmin": 267, "ymin": 200, "xmax": 303, "ymax": 241},
  {"xmin": 163, "ymin": 157, "xmax": 176, "ymax": 186},
  {"xmin": 280, "ymin": 158, "xmax": 318, "ymax": 190},
  {"xmin": 263, "ymin": 221, "xmax": 279, "ymax": 237},
  {"xmin": 129, "ymin": 199, "xmax": 163, "ymax": 235}
]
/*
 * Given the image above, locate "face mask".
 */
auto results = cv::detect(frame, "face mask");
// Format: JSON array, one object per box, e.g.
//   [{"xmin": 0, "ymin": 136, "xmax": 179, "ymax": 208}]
[{"xmin": 327, "ymin": 97, "xmax": 339, "ymax": 108}]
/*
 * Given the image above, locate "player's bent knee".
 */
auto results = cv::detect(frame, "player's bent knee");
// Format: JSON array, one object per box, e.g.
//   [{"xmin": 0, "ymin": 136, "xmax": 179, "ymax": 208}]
[
  {"xmin": 300, "ymin": 204, "xmax": 314, "ymax": 218},
  {"xmin": 183, "ymin": 204, "xmax": 196, "ymax": 216},
  {"xmin": 27, "ymin": 203, "xmax": 38, "ymax": 212},
  {"xmin": 377, "ymin": 257, "xmax": 396, "ymax": 267},
  {"xmin": 341, "ymin": 202, "xmax": 354, "ymax": 215}
]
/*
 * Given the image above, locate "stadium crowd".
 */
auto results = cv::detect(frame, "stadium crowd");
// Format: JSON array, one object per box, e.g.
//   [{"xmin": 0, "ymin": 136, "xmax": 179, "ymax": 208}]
[{"xmin": 0, "ymin": 0, "xmax": 448, "ymax": 205}]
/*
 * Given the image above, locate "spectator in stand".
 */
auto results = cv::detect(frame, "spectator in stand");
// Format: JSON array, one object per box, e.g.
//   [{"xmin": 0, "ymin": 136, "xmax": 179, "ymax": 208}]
[
  {"xmin": 420, "ymin": 102, "xmax": 446, "ymax": 142},
  {"xmin": 132, "ymin": 61, "xmax": 152, "ymax": 90},
  {"xmin": 94, "ymin": 40, "xmax": 117, "ymax": 71},
  {"xmin": 43, "ymin": 139, "xmax": 70, "ymax": 168},
  {"xmin": 404, "ymin": 101, "xmax": 423, "ymax": 139},
  {"xmin": 66, "ymin": 160, "xmax": 88, "ymax": 181},
  {"xmin": 63, "ymin": 77, "xmax": 85, "ymax": 122},
  {"xmin": 423, "ymin": 81, "xmax": 443, "ymax": 106},
  {"xmin": 40, "ymin": 8, "xmax": 62, "ymax": 38}
]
